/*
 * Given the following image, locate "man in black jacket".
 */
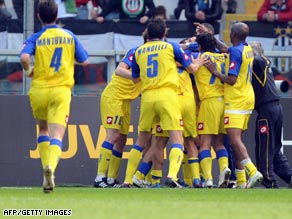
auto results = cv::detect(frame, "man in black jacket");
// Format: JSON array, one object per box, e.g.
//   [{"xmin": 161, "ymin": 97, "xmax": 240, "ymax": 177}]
[
  {"xmin": 250, "ymin": 41, "xmax": 292, "ymax": 188},
  {"xmin": 184, "ymin": 0, "xmax": 223, "ymax": 23}
]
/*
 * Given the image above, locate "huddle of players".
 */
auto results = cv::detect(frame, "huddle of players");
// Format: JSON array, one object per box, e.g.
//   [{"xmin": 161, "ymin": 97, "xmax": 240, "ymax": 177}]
[{"xmin": 93, "ymin": 18, "xmax": 262, "ymax": 189}]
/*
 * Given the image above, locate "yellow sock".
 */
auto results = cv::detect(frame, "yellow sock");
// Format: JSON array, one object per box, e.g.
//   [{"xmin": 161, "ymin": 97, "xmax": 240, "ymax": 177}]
[
  {"xmin": 145, "ymin": 170, "xmax": 152, "ymax": 183},
  {"xmin": 216, "ymin": 149, "xmax": 229, "ymax": 173},
  {"xmin": 199, "ymin": 150, "xmax": 212, "ymax": 180},
  {"xmin": 182, "ymin": 152, "xmax": 192, "ymax": 186},
  {"xmin": 38, "ymin": 136, "xmax": 50, "ymax": 169},
  {"xmin": 97, "ymin": 141, "xmax": 114, "ymax": 176},
  {"xmin": 167, "ymin": 144, "xmax": 183, "ymax": 180},
  {"xmin": 151, "ymin": 169, "xmax": 162, "ymax": 185},
  {"xmin": 48, "ymin": 139, "xmax": 62, "ymax": 172},
  {"xmin": 135, "ymin": 171, "xmax": 145, "ymax": 180},
  {"xmin": 107, "ymin": 150, "xmax": 122, "ymax": 179},
  {"xmin": 236, "ymin": 169, "xmax": 246, "ymax": 186},
  {"xmin": 124, "ymin": 145, "xmax": 143, "ymax": 184},
  {"xmin": 241, "ymin": 158, "xmax": 257, "ymax": 177},
  {"xmin": 189, "ymin": 157, "xmax": 200, "ymax": 180}
]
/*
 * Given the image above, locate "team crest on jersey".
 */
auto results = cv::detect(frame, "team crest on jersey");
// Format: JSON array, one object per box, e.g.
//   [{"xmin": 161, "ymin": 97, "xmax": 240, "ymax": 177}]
[
  {"xmin": 259, "ymin": 125, "xmax": 268, "ymax": 134},
  {"xmin": 65, "ymin": 115, "xmax": 69, "ymax": 124},
  {"xmin": 156, "ymin": 125, "xmax": 163, "ymax": 133},
  {"xmin": 122, "ymin": 0, "xmax": 144, "ymax": 16},
  {"xmin": 224, "ymin": 116, "xmax": 229, "ymax": 124},
  {"xmin": 229, "ymin": 61, "xmax": 236, "ymax": 70},
  {"xmin": 107, "ymin": 116, "xmax": 113, "ymax": 124},
  {"xmin": 198, "ymin": 122, "xmax": 204, "ymax": 130},
  {"xmin": 180, "ymin": 119, "xmax": 184, "ymax": 127}
]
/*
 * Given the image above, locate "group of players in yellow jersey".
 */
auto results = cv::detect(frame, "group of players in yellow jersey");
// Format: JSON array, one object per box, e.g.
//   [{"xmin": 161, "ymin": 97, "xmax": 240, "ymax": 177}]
[
  {"xmin": 93, "ymin": 18, "xmax": 264, "ymax": 189},
  {"xmin": 19, "ymin": 0, "xmax": 264, "ymax": 193}
]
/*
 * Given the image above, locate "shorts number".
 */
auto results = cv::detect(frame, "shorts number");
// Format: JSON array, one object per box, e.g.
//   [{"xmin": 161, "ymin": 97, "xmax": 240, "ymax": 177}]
[
  {"xmin": 50, "ymin": 47, "xmax": 62, "ymax": 72},
  {"xmin": 147, "ymin": 53, "xmax": 158, "ymax": 78}
]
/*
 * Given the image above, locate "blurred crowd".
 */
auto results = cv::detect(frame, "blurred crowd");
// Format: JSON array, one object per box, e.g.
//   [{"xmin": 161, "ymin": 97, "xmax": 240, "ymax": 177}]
[{"xmin": 1, "ymin": 0, "xmax": 230, "ymax": 24}]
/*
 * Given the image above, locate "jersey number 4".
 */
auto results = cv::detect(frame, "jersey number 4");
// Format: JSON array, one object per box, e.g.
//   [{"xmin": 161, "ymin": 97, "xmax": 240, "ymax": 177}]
[{"xmin": 50, "ymin": 47, "xmax": 63, "ymax": 72}]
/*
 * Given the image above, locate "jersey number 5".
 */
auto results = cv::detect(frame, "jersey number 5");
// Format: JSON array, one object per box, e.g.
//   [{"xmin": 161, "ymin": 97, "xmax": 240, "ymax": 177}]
[
  {"xmin": 50, "ymin": 47, "xmax": 63, "ymax": 72},
  {"xmin": 147, "ymin": 53, "xmax": 158, "ymax": 78}
]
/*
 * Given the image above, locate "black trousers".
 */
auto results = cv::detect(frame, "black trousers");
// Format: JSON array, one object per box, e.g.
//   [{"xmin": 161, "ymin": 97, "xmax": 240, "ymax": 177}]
[{"xmin": 255, "ymin": 101, "xmax": 292, "ymax": 188}]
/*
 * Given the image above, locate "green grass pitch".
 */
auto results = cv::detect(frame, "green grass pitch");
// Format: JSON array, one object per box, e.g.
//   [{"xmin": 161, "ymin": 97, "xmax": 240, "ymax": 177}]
[{"xmin": 1, "ymin": 187, "xmax": 292, "ymax": 219}]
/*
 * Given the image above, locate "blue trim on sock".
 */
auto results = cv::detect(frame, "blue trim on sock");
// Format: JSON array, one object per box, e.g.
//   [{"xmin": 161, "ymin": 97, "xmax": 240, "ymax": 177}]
[
  {"xmin": 50, "ymin": 139, "xmax": 63, "ymax": 149},
  {"xmin": 152, "ymin": 175, "xmax": 161, "ymax": 179},
  {"xmin": 216, "ymin": 149, "xmax": 228, "ymax": 159},
  {"xmin": 38, "ymin": 136, "xmax": 50, "ymax": 143},
  {"xmin": 112, "ymin": 149, "xmax": 122, "ymax": 158},
  {"xmin": 133, "ymin": 144, "xmax": 144, "ymax": 152},
  {"xmin": 102, "ymin": 141, "xmax": 114, "ymax": 150},
  {"xmin": 198, "ymin": 150, "xmax": 211, "ymax": 162},
  {"xmin": 138, "ymin": 161, "xmax": 152, "ymax": 175},
  {"xmin": 188, "ymin": 158, "xmax": 199, "ymax": 164},
  {"xmin": 171, "ymin": 143, "xmax": 183, "ymax": 150}
]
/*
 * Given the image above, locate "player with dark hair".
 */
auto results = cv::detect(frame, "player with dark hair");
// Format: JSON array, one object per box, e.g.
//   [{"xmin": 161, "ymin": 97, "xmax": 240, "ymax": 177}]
[
  {"xmin": 132, "ymin": 37, "xmax": 202, "ymax": 188},
  {"xmin": 204, "ymin": 22, "xmax": 263, "ymax": 188},
  {"xmin": 249, "ymin": 41, "xmax": 292, "ymax": 188},
  {"xmin": 194, "ymin": 32, "xmax": 230, "ymax": 188},
  {"xmin": 131, "ymin": 17, "xmax": 207, "ymax": 187},
  {"xmin": 20, "ymin": 0, "xmax": 88, "ymax": 193}
]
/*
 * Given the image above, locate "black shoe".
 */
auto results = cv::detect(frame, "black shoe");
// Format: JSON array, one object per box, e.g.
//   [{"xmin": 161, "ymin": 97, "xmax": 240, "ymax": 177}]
[
  {"xmin": 108, "ymin": 180, "xmax": 122, "ymax": 188},
  {"xmin": 93, "ymin": 177, "xmax": 109, "ymax": 188},
  {"xmin": 165, "ymin": 177, "xmax": 182, "ymax": 188},
  {"xmin": 122, "ymin": 183, "xmax": 134, "ymax": 188}
]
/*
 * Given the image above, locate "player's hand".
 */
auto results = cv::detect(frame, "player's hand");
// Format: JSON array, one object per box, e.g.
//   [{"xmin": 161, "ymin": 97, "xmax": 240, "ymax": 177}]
[
  {"xmin": 204, "ymin": 59, "xmax": 217, "ymax": 73},
  {"xmin": 23, "ymin": 65, "xmax": 34, "ymax": 77},
  {"xmin": 193, "ymin": 22, "xmax": 209, "ymax": 35},
  {"xmin": 194, "ymin": 55, "xmax": 209, "ymax": 65}
]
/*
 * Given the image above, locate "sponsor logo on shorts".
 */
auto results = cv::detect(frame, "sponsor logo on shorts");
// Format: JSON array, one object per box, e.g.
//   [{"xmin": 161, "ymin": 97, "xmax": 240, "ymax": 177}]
[
  {"xmin": 198, "ymin": 122, "xmax": 204, "ymax": 130},
  {"xmin": 180, "ymin": 119, "xmax": 184, "ymax": 126},
  {"xmin": 65, "ymin": 115, "xmax": 69, "ymax": 124},
  {"xmin": 224, "ymin": 116, "xmax": 229, "ymax": 124},
  {"xmin": 156, "ymin": 125, "xmax": 163, "ymax": 133},
  {"xmin": 107, "ymin": 116, "xmax": 113, "ymax": 124},
  {"xmin": 260, "ymin": 125, "xmax": 268, "ymax": 134}
]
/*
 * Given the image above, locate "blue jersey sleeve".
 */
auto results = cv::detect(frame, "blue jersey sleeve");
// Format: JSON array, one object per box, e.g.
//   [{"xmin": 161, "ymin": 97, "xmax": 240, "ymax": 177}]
[
  {"xmin": 131, "ymin": 53, "xmax": 140, "ymax": 78},
  {"xmin": 65, "ymin": 30, "xmax": 88, "ymax": 63},
  {"xmin": 227, "ymin": 46, "xmax": 243, "ymax": 77},
  {"xmin": 189, "ymin": 42, "xmax": 199, "ymax": 52},
  {"xmin": 170, "ymin": 42, "xmax": 192, "ymax": 69},
  {"xmin": 19, "ymin": 32, "xmax": 41, "ymax": 56},
  {"xmin": 121, "ymin": 47, "xmax": 137, "ymax": 67},
  {"xmin": 192, "ymin": 52, "xmax": 199, "ymax": 59}
]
